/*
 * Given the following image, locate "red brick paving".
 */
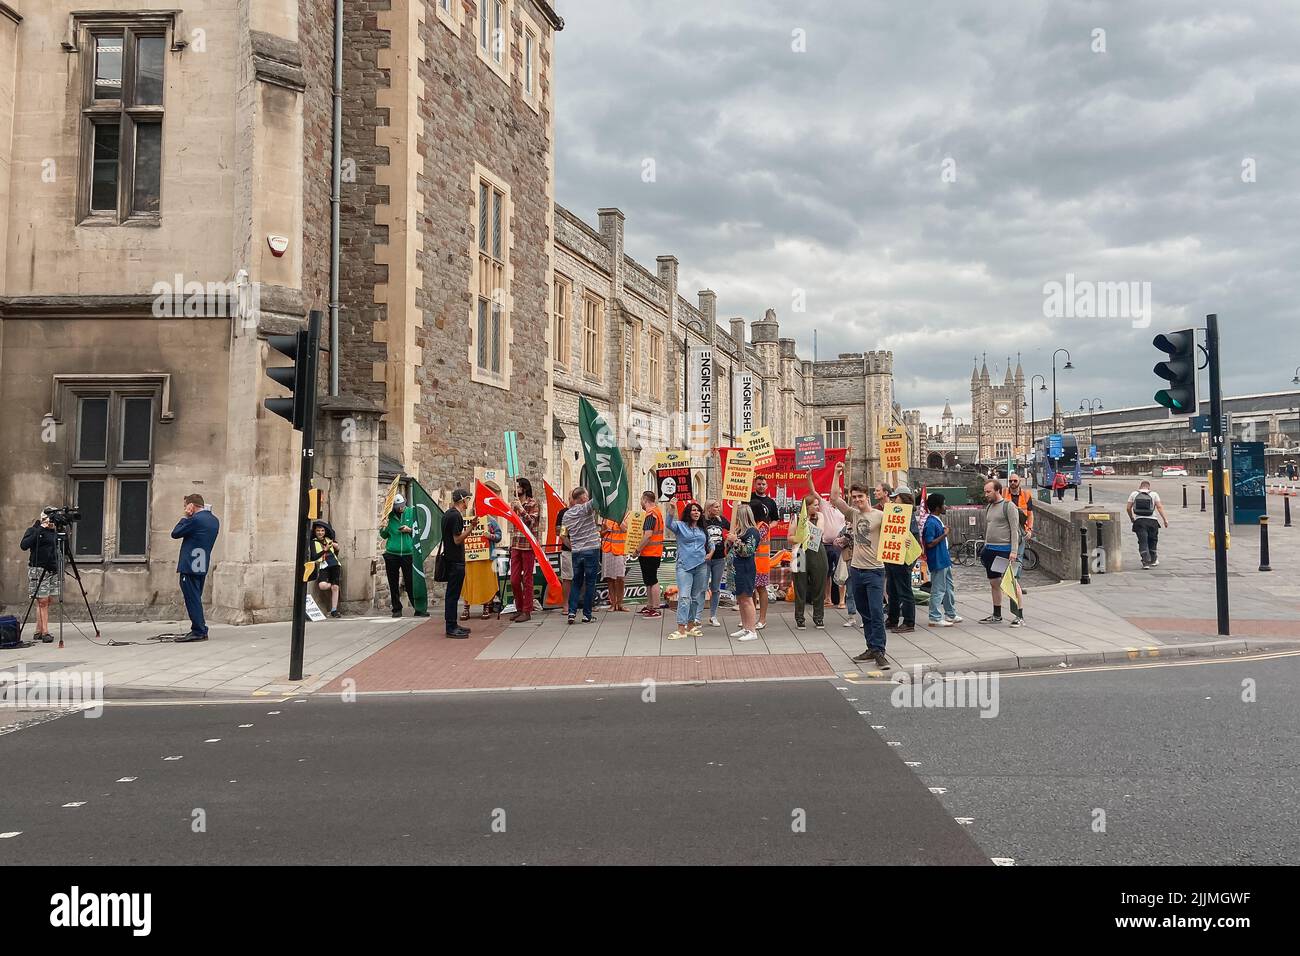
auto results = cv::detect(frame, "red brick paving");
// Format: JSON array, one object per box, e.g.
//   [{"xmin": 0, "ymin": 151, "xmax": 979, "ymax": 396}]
[
  {"xmin": 321, "ymin": 619, "xmax": 836, "ymax": 692},
  {"xmin": 1126, "ymin": 616, "xmax": 1300, "ymax": 638}
]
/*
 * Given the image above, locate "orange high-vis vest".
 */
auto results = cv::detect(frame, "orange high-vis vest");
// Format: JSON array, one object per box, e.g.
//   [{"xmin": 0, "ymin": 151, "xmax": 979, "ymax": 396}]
[
  {"xmin": 755, "ymin": 522, "xmax": 772, "ymax": 573},
  {"xmin": 602, "ymin": 519, "xmax": 626, "ymax": 555},
  {"xmin": 641, "ymin": 506, "xmax": 665, "ymax": 557},
  {"xmin": 1005, "ymin": 487, "xmax": 1034, "ymax": 533}
]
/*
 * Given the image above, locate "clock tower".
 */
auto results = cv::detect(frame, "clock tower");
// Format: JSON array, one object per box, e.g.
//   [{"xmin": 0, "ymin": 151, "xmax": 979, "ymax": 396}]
[{"xmin": 970, "ymin": 354, "xmax": 1027, "ymax": 462}]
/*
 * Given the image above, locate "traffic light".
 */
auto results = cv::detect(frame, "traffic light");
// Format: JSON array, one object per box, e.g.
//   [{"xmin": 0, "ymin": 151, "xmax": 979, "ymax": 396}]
[
  {"xmin": 264, "ymin": 330, "xmax": 312, "ymax": 429},
  {"xmin": 1153, "ymin": 329, "xmax": 1198, "ymax": 416}
]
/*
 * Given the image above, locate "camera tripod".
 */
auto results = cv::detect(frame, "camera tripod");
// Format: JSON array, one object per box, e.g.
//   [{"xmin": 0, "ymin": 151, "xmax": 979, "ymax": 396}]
[{"xmin": 18, "ymin": 527, "xmax": 101, "ymax": 649}]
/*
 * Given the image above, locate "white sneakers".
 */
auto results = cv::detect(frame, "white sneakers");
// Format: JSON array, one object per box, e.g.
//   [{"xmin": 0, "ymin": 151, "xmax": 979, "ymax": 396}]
[
  {"xmin": 729, "ymin": 628, "xmax": 749, "ymax": 639},
  {"xmin": 735, "ymin": 630, "xmax": 759, "ymax": 642},
  {"xmin": 755, "ymin": 621, "xmax": 767, "ymax": 630},
  {"xmin": 709, "ymin": 617, "xmax": 721, "ymax": 627},
  {"xmin": 842, "ymin": 616, "xmax": 858, "ymax": 627}
]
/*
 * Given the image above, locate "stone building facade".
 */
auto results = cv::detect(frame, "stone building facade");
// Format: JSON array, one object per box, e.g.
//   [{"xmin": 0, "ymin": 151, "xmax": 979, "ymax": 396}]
[
  {"xmin": 970, "ymin": 355, "xmax": 1026, "ymax": 461},
  {"xmin": 551, "ymin": 204, "xmax": 904, "ymax": 500}
]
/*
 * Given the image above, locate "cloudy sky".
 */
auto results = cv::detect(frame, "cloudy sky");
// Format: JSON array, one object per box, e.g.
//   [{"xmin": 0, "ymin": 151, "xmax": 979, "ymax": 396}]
[{"xmin": 553, "ymin": 0, "xmax": 1300, "ymax": 427}]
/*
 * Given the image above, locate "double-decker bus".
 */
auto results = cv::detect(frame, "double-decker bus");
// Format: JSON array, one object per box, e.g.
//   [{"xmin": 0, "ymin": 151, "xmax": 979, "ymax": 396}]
[{"xmin": 1034, "ymin": 434, "xmax": 1082, "ymax": 490}]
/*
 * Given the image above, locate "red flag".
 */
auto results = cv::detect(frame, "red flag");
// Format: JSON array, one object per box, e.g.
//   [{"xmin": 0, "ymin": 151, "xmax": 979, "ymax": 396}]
[
  {"xmin": 475, "ymin": 481, "xmax": 562, "ymax": 593},
  {"xmin": 542, "ymin": 479, "xmax": 566, "ymax": 546}
]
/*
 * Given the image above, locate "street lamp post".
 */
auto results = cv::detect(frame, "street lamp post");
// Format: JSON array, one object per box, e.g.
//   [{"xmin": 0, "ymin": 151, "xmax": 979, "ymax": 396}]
[
  {"xmin": 1080, "ymin": 398, "xmax": 1103, "ymax": 458},
  {"xmin": 1029, "ymin": 373, "xmax": 1047, "ymax": 452},
  {"xmin": 1052, "ymin": 349, "xmax": 1073, "ymax": 435},
  {"xmin": 1291, "ymin": 367, "xmax": 1300, "ymax": 452}
]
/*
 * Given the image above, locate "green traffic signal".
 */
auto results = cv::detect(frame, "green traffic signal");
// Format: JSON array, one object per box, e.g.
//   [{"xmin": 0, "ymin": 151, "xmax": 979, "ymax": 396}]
[{"xmin": 1153, "ymin": 329, "xmax": 1198, "ymax": 416}]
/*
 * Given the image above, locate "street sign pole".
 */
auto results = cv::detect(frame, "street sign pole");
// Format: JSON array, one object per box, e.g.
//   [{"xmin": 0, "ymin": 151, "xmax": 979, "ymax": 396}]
[
  {"xmin": 288, "ymin": 311, "xmax": 322, "ymax": 681},
  {"xmin": 1206, "ymin": 314, "xmax": 1230, "ymax": 637}
]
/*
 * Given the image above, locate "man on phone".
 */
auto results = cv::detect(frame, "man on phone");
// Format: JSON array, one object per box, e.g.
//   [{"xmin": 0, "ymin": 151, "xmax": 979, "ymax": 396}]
[{"xmin": 171, "ymin": 494, "xmax": 220, "ymax": 642}]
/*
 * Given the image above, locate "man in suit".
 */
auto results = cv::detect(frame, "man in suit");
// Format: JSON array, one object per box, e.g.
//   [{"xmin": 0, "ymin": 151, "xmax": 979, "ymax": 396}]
[{"xmin": 171, "ymin": 494, "xmax": 220, "ymax": 642}]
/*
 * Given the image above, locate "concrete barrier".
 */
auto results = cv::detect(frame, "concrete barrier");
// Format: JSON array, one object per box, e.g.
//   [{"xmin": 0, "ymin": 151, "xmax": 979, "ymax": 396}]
[{"xmin": 1030, "ymin": 500, "xmax": 1126, "ymax": 578}]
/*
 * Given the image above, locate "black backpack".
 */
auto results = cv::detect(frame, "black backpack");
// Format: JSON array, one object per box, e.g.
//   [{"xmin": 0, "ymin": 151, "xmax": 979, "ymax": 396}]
[{"xmin": 1133, "ymin": 491, "xmax": 1156, "ymax": 518}]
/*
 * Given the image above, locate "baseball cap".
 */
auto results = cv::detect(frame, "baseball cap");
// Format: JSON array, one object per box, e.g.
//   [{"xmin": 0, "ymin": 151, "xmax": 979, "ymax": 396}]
[
  {"xmin": 393, "ymin": 493, "xmax": 406, "ymax": 507},
  {"xmin": 891, "ymin": 483, "xmax": 913, "ymax": 498},
  {"xmin": 451, "ymin": 488, "xmax": 471, "ymax": 503}
]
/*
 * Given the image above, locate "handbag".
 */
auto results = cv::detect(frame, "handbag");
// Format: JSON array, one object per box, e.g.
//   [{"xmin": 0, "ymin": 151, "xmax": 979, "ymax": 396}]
[{"xmin": 433, "ymin": 544, "xmax": 448, "ymax": 583}]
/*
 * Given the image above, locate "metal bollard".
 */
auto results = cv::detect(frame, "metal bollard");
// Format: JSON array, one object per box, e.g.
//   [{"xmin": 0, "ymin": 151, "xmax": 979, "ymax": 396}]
[
  {"xmin": 1088, "ymin": 483, "xmax": 1094, "ymax": 504},
  {"xmin": 1259, "ymin": 515, "xmax": 1272, "ymax": 572},
  {"xmin": 1183, "ymin": 484, "xmax": 1188, "ymax": 509},
  {"xmin": 1079, "ymin": 526, "xmax": 1091, "ymax": 585},
  {"xmin": 1074, "ymin": 483, "xmax": 1079, "ymax": 501},
  {"xmin": 1201, "ymin": 486, "xmax": 1206, "ymax": 512},
  {"xmin": 1286, "ymin": 495, "xmax": 1292, "ymax": 528}
]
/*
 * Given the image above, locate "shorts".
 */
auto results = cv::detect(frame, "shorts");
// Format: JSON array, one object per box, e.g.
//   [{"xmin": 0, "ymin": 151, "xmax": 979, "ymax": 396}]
[
  {"xmin": 559, "ymin": 551, "xmax": 574, "ymax": 581},
  {"xmin": 316, "ymin": 566, "xmax": 341, "ymax": 586},
  {"xmin": 980, "ymin": 545, "xmax": 1012, "ymax": 580},
  {"xmin": 734, "ymin": 560, "xmax": 757, "ymax": 597},
  {"xmin": 638, "ymin": 555, "xmax": 662, "ymax": 587},
  {"xmin": 603, "ymin": 551, "xmax": 625, "ymax": 579},
  {"xmin": 754, "ymin": 571, "xmax": 770, "ymax": 588},
  {"xmin": 28, "ymin": 565, "xmax": 61, "ymax": 599}
]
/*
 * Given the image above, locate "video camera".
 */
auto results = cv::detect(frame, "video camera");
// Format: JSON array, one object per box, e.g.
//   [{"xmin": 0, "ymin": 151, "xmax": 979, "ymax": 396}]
[{"xmin": 43, "ymin": 506, "xmax": 82, "ymax": 530}]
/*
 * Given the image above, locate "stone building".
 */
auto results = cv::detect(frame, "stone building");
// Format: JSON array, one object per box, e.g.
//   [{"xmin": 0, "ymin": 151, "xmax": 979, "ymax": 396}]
[
  {"xmin": 0, "ymin": 0, "xmax": 372, "ymax": 623},
  {"xmin": 550, "ymin": 204, "xmax": 904, "ymax": 500},
  {"xmin": 970, "ymin": 355, "xmax": 1026, "ymax": 461}
]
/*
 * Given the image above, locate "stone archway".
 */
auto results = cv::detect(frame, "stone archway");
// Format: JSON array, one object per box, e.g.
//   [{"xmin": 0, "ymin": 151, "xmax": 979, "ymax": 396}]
[
  {"xmin": 945, "ymin": 452, "xmax": 960, "ymax": 469},
  {"xmin": 927, "ymin": 452, "xmax": 944, "ymax": 469}
]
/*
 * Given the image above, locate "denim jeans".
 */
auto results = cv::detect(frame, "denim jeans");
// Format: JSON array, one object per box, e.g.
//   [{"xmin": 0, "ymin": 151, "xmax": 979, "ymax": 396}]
[
  {"xmin": 568, "ymin": 548, "xmax": 600, "ymax": 618},
  {"xmin": 927, "ymin": 565, "xmax": 957, "ymax": 623},
  {"xmin": 706, "ymin": 557, "xmax": 726, "ymax": 617},
  {"xmin": 849, "ymin": 566, "xmax": 886, "ymax": 652},
  {"xmin": 676, "ymin": 562, "xmax": 709, "ymax": 626}
]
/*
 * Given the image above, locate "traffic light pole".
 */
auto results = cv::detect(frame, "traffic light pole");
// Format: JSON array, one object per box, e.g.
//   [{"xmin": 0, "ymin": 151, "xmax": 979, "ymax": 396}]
[
  {"xmin": 288, "ymin": 311, "xmax": 322, "ymax": 681},
  {"xmin": 1206, "ymin": 313, "xmax": 1230, "ymax": 637}
]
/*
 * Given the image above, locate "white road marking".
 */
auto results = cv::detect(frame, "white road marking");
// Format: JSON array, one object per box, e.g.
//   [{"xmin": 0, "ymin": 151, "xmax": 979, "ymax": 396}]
[
  {"xmin": 905, "ymin": 761, "xmax": 921, "ymax": 767},
  {"xmin": 204, "ymin": 738, "xmax": 221, "ymax": 743},
  {"xmin": 992, "ymin": 857, "xmax": 1016, "ymax": 866},
  {"xmin": 929, "ymin": 787, "xmax": 947, "ymax": 794},
  {"xmin": 0, "ymin": 832, "xmax": 22, "ymax": 838},
  {"xmin": 267, "ymin": 711, "xmax": 281, "ymax": 715},
  {"xmin": 238, "ymin": 724, "xmax": 253, "ymax": 728},
  {"xmin": 116, "ymin": 777, "xmax": 137, "ymax": 783},
  {"xmin": 163, "ymin": 756, "xmax": 182, "ymax": 761},
  {"xmin": 955, "ymin": 817, "xmax": 974, "ymax": 825},
  {"xmin": 62, "ymin": 802, "xmax": 86, "ymax": 808},
  {"xmin": 871, "ymin": 725, "xmax": 885, "ymax": 730},
  {"xmin": 857, "ymin": 711, "xmax": 868, "ymax": 715},
  {"xmin": 886, "ymin": 741, "xmax": 902, "ymax": 747}
]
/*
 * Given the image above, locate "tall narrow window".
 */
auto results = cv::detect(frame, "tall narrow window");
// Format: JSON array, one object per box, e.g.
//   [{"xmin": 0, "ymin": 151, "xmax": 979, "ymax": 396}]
[
  {"xmin": 825, "ymin": 418, "xmax": 847, "ymax": 449},
  {"xmin": 78, "ymin": 19, "xmax": 169, "ymax": 223},
  {"xmin": 553, "ymin": 276, "xmax": 571, "ymax": 368},
  {"xmin": 583, "ymin": 296, "xmax": 603, "ymax": 380},
  {"xmin": 473, "ymin": 173, "xmax": 509, "ymax": 382},
  {"xmin": 524, "ymin": 30, "xmax": 536, "ymax": 95},
  {"xmin": 649, "ymin": 331, "xmax": 663, "ymax": 402}
]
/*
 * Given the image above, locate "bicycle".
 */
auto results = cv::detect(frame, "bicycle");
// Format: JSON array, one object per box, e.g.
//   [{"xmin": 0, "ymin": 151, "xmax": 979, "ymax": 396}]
[
  {"xmin": 952, "ymin": 537, "xmax": 984, "ymax": 567},
  {"xmin": 1021, "ymin": 542, "xmax": 1040, "ymax": 572}
]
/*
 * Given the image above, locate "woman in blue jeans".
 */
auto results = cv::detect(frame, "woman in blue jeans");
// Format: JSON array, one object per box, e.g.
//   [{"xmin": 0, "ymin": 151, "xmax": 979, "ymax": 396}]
[
  {"xmin": 703, "ymin": 500, "xmax": 730, "ymax": 626},
  {"xmin": 665, "ymin": 501, "xmax": 709, "ymax": 640}
]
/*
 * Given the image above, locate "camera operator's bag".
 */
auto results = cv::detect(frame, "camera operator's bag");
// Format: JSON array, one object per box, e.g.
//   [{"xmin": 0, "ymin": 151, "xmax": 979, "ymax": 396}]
[{"xmin": 0, "ymin": 615, "xmax": 20, "ymax": 648}]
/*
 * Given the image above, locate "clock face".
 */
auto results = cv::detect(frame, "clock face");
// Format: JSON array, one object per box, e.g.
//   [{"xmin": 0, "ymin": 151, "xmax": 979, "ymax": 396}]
[{"xmin": 996, "ymin": 402, "xmax": 1010, "ymax": 416}]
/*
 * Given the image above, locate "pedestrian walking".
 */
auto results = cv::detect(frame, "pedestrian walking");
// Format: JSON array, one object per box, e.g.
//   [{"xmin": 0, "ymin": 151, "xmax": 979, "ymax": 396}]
[
  {"xmin": 380, "ymin": 493, "xmax": 419, "ymax": 618},
  {"xmin": 171, "ymin": 494, "xmax": 220, "ymax": 642},
  {"xmin": 665, "ymin": 501, "xmax": 709, "ymax": 639},
  {"xmin": 923, "ymin": 493, "xmax": 960, "ymax": 627},
  {"xmin": 1052, "ymin": 469, "xmax": 1068, "ymax": 501},
  {"xmin": 440, "ymin": 489, "xmax": 472, "ymax": 638},
  {"xmin": 979, "ymin": 480, "xmax": 1023, "ymax": 627},
  {"xmin": 1126, "ymin": 479, "xmax": 1170, "ymax": 569},
  {"xmin": 884, "ymin": 484, "xmax": 917, "ymax": 634},
  {"xmin": 508, "ymin": 478, "xmax": 541, "ymax": 623},
  {"xmin": 829, "ymin": 461, "xmax": 888, "ymax": 668},
  {"xmin": 702, "ymin": 500, "xmax": 730, "ymax": 627},
  {"xmin": 563, "ymin": 487, "xmax": 601, "ymax": 624},
  {"xmin": 726, "ymin": 502, "xmax": 762, "ymax": 642},
  {"xmin": 792, "ymin": 484, "xmax": 828, "ymax": 630},
  {"xmin": 631, "ymin": 491, "xmax": 664, "ymax": 618},
  {"xmin": 308, "ymin": 520, "xmax": 344, "ymax": 618}
]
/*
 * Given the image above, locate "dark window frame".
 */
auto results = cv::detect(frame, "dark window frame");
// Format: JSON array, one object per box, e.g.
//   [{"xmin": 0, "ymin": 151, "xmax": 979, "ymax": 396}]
[
  {"xmin": 67, "ymin": 388, "xmax": 158, "ymax": 563},
  {"xmin": 74, "ymin": 14, "xmax": 174, "ymax": 227}
]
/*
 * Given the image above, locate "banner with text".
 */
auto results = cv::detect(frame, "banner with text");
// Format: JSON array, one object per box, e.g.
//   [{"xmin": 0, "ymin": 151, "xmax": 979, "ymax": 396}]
[
  {"xmin": 732, "ymin": 372, "xmax": 756, "ymax": 437},
  {"xmin": 688, "ymin": 347, "xmax": 713, "ymax": 455},
  {"xmin": 717, "ymin": 446, "xmax": 849, "ymax": 533}
]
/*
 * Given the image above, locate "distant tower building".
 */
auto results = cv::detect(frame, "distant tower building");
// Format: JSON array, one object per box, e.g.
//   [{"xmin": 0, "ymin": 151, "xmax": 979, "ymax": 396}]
[
  {"xmin": 970, "ymin": 354, "xmax": 1026, "ymax": 461},
  {"xmin": 942, "ymin": 400, "xmax": 955, "ymax": 443}
]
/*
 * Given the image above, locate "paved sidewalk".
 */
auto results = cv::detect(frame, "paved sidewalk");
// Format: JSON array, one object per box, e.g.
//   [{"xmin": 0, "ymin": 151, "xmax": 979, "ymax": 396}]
[{"xmin": 0, "ymin": 614, "xmax": 422, "ymax": 699}]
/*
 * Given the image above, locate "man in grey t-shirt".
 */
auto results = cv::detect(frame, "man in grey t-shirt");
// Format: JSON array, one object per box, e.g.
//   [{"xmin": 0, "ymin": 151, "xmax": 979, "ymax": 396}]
[{"xmin": 1126, "ymin": 481, "xmax": 1169, "ymax": 568}]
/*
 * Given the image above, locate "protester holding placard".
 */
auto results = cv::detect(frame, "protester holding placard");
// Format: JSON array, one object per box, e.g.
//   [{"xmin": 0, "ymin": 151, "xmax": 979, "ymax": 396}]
[
  {"xmin": 461, "ymin": 509, "xmax": 503, "ymax": 622},
  {"xmin": 663, "ymin": 501, "xmax": 709, "ymax": 640},
  {"xmin": 884, "ymin": 486, "xmax": 918, "ymax": 633},
  {"xmin": 702, "ymin": 500, "xmax": 730, "ymax": 627},
  {"xmin": 830, "ymin": 461, "xmax": 888, "ymax": 669},
  {"xmin": 508, "ymin": 478, "xmax": 541, "ymax": 623},
  {"xmin": 747, "ymin": 475, "xmax": 778, "ymax": 630},
  {"xmin": 725, "ymin": 503, "xmax": 762, "ymax": 642},
  {"xmin": 792, "ymin": 485, "xmax": 828, "ymax": 630}
]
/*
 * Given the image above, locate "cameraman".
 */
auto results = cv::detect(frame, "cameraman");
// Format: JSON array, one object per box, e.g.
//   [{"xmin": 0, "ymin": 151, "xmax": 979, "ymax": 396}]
[{"xmin": 20, "ymin": 508, "xmax": 60, "ymax": 643}]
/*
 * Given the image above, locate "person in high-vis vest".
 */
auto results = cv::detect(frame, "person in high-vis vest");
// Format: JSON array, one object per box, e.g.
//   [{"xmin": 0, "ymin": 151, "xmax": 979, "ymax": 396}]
[
  {"xmin": 1004, "ymin": 473, "xmax": 1035, "ymax": 581},
  {"xmin": 601, "ymin": 517, "xmax": 628, "ymax": 611},
  {"xmin": 632, "ymin": 490, "xmax": 664, "ymax": 619}
]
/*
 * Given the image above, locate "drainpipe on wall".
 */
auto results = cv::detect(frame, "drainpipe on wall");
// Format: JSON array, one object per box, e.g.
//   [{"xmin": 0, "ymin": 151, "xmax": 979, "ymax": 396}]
[{"xmin": 328, "ymin": 0, "xmax": 343, "ymax": 395}]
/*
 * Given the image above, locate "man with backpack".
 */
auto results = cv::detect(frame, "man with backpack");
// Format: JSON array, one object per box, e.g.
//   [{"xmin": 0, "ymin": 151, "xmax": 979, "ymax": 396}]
[{"xmin": 1126, "ymin": 480, "xmax": 1170, "ymax": 569}]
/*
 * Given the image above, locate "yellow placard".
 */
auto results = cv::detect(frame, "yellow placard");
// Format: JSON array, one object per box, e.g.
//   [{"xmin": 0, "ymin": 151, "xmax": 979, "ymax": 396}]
[
  {"xmin": 903, "ymin": 531, "xmax": 924, "ymax": 566},
  {"xmin": 624, "ymin": 510, "xmax": 646, "ymax": 555},
  {"xmin": 879, "ymin": 427, "xmax": 908, "ymax": 473},
  {"xmin": 723, "ymin": 453, "xmax": 756, "ymax": 503},
  {"xmin": 655, "ymin": 450, "xmax": 690, "ymax": 469},
  {"xmin": 740, "ymin": 426, "xmax": 776, "ymax": 470},
  {"xmin": 790, "ymin": 502, "xmax": 809, "ymax": 547},
  {"xmin": 878, "ymin": 502, "xmax": 914, "ymax": 564},
  {"xmin": 463, "ymin": 517, "xmax": 493, "ymax": 562}
]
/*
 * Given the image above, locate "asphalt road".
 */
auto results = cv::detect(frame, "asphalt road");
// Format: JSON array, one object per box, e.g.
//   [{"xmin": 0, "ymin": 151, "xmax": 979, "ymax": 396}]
[
  {"xmin": 847, "ymin": 650, "xmax": 1300, "ymax": 864},
  {"xmin": 0, "ymin": 680, "xmax": 989, "ymax": 865}
]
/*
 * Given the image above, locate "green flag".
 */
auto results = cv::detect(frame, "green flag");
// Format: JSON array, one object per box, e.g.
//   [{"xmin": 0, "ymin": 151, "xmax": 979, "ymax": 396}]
[
  {"xmin": 577, "ymin": 396, "xmax": 629, "ymax": 522},
  {"xmin": 408, "ymin": 477, "xmax": 442, "ymax": 614}
]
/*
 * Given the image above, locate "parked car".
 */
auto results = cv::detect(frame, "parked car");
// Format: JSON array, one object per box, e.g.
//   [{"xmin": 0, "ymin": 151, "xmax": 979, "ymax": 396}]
[
  {"xmin": 1160, "ymin": 465, "xmax": 1189, "ymax": 478},
  {"xmin": 1091, "ymin": 465, "xmax": 1116, "ymax": 476}
]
